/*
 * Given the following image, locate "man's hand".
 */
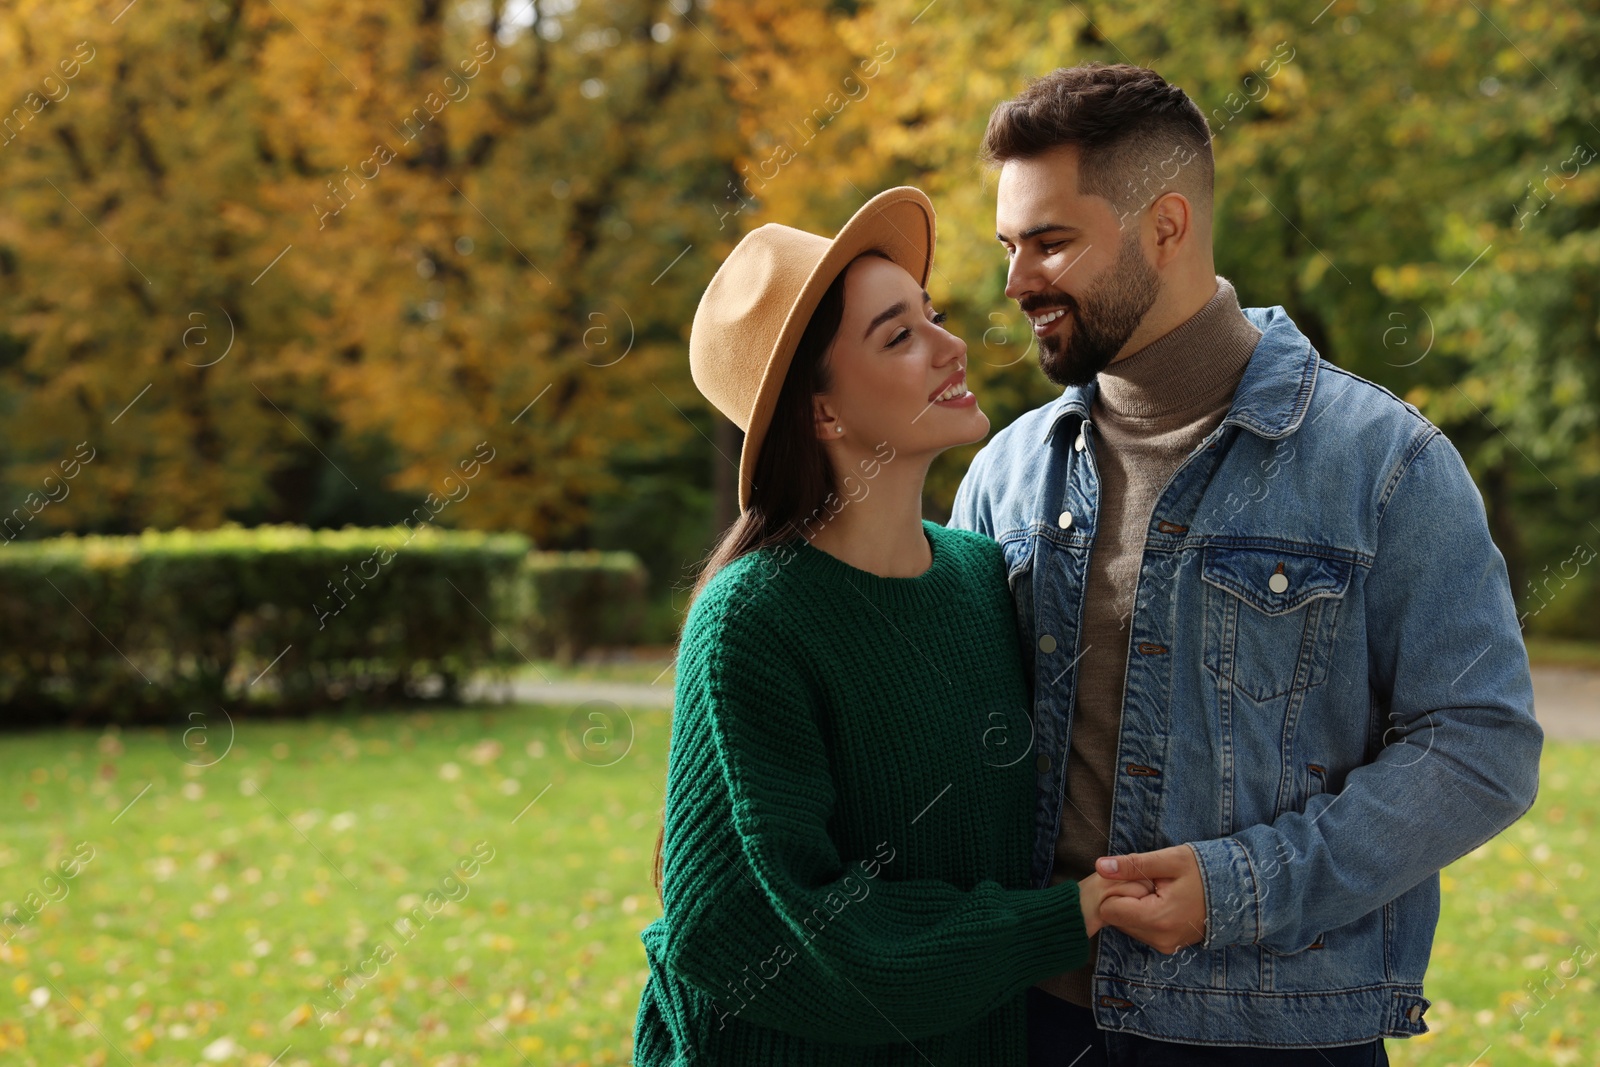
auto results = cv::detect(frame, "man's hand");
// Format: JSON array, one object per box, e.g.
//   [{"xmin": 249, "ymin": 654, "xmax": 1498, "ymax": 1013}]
[{"xmin": 1094, "ymin": 844, "xmax": 1208, "ymax": 954}]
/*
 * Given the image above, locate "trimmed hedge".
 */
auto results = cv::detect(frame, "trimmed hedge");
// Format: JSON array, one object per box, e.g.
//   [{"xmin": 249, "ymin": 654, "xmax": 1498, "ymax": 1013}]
[
  {"xmin": 0, "ymin": 525, "xmax": 647, "ymax": 726},
  {"xmin": 522, "ymin": 550, "xmax": 649, "ymax": 662}
]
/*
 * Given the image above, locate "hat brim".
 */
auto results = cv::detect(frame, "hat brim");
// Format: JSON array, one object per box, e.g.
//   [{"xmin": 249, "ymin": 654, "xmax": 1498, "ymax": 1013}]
[{"xmin": 737, "ymin": 186, "xmax": 936, "ymax": 513}]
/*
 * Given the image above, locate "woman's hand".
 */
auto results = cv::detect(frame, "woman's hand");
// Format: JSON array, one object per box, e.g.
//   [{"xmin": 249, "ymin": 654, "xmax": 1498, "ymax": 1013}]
[{"xmin": 1078, "ymin": 871, "xmax": 1153, "ymax": 937}]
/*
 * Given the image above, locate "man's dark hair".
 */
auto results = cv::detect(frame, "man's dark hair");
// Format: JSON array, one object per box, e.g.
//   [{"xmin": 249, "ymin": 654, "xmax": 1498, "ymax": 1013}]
[{"xmin": 981, "ymin": 64, "xmax": 1214, "ymax": 228}]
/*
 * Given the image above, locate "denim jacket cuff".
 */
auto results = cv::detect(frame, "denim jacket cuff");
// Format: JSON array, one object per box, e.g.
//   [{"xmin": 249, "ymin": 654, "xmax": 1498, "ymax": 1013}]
[{"xmin": 1189, "ymin": 837, "xmax": 1260, "ymax": 949}]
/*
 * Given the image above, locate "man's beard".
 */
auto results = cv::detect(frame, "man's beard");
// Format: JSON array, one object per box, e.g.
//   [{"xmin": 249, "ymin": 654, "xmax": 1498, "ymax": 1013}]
[{"xmin": 1029, "ymin": 230, "xmax": 1161, "ymax": 388}]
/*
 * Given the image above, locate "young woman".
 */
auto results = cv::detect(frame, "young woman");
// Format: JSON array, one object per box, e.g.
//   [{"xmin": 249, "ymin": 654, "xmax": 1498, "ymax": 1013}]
[{"xmin": 632, "ymin": 187, "xmax": 1143, "ymax": 1066}]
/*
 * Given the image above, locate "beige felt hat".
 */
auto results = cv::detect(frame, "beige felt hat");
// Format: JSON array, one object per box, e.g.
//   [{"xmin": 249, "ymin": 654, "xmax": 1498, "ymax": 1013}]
[{"xmin": 689, "ymin": 186, "xmax": 936, "ymax": 512}]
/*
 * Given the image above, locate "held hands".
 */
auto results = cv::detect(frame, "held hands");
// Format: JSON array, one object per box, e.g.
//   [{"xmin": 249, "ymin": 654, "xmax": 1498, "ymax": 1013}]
[
  {"xmin": 1091, "ymin": 844, "xmax": 1209, "ymax": 954},
  {"xmin": 1076, "ymin": 870, "xmax": 1152, "ymax": 937}
]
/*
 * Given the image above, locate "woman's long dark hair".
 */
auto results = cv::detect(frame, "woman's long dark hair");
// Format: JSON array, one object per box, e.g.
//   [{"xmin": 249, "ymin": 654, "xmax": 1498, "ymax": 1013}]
[{"xmin": 651, "ymin": 249, "xmax": 891, "ymax": 901}]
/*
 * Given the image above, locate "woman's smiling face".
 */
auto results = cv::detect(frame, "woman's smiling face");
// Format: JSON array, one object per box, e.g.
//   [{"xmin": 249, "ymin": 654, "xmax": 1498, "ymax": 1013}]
[{"xmin": 813, "ymin": 254, "xmax": 989, "ymax": 457}]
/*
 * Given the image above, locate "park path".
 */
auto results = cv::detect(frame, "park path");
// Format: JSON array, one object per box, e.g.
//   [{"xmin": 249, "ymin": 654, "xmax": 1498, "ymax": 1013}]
[{"xmin": 465, "ymin": 666, "xmax": 1600, "ymax": 741}]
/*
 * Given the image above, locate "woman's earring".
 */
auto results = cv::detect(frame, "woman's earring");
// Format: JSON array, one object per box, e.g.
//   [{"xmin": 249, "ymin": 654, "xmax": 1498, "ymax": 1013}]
[{"xmin": 834, "ymin": 425, "xmax": 843, "ymax": 433}]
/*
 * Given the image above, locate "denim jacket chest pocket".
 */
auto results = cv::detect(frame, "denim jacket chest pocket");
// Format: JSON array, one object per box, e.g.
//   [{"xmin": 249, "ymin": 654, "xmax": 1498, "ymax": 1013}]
[{"xmin": 1200, "ymin": 544, "xmax": 1355, "ymax": 703}]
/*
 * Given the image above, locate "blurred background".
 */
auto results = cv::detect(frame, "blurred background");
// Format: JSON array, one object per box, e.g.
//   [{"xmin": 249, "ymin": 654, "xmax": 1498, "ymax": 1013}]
[{"xmin": 0, "ymin": 0, "xmax": 1596, "ymax": 1065}]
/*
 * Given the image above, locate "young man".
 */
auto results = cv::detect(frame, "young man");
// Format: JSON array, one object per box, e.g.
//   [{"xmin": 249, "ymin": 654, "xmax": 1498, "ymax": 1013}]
[{"xmin": 949, "ymin": 63, "xmax": 1543, "ymax": 1065}]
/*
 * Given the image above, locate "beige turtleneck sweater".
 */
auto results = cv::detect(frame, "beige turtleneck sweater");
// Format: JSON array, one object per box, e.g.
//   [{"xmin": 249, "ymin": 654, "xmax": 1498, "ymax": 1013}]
[{"xmin": 1037, "ymin": 275, "xmax": 1263, "ymax": 1007}]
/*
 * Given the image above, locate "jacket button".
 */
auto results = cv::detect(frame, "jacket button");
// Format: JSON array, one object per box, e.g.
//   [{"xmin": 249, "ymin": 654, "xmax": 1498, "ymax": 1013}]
[
  {"xmin": 1268, "ymin": 561, "xmax": 1289, "ymax": 593},
  {"xmin": 1058, "ymin": 510, "xmax": 1073, "ymax": 529},
  {"xmin": 1074, "ymin": 432, "xmax": 1086, "ymax": 452},
  {"xmin": 1406, "ymin": 1004, "xmax": 1423, "ymax": 1023},
  {"xmin": 1036, "ymin": 754, "xmax": 1051, "ymax": 773},
  {"xmin": 1039, "ymin": 634, "xmax": 1058, "ymax": 653}
]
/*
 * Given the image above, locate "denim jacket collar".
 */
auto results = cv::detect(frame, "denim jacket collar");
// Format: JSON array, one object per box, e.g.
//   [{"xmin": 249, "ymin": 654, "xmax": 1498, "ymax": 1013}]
[{"xmin": 1041, "ymin": 305, "xmax": 1318, "ymax": 445}]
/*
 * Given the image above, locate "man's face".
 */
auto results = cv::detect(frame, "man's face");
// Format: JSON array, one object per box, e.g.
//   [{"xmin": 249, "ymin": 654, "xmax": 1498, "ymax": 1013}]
[{"xmin": 995, "ymin": 145, "xmax": 1161, "ymax": 387}]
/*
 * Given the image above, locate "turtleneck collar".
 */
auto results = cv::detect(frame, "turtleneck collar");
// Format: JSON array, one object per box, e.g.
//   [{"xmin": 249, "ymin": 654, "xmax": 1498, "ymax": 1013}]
[{"xmin": 1093, "ymin": 275, "xmax": 1263, "ymax": 422}]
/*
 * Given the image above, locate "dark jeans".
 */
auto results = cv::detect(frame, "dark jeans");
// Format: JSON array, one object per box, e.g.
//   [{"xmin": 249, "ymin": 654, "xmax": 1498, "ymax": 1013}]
[{"xmin": 1027, "ymin": 987, "xmax": 1391, "ymax": 1067}]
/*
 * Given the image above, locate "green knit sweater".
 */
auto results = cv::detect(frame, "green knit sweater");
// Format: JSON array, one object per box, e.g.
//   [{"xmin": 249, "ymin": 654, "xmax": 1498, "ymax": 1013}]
[{"xmin": 633, "ymin": 520, "xmax": 1090, "ymax": 1065}]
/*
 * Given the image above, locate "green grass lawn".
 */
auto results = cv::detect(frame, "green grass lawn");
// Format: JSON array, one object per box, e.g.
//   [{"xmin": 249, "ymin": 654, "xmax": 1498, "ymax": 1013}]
[
  {"xmin": 0, "ymin": 706, "xmax": 1593, "ymax": 1066},
  {"xmin": 0, "ymin": 703, "xmax": 673, "ymax": 1067}
]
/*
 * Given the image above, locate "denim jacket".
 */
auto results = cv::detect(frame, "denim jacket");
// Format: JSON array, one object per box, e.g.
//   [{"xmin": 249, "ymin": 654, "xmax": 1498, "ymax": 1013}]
[{"xmin": 948, "ymin": 304, "xmax": 1543, "ymax": 1046}]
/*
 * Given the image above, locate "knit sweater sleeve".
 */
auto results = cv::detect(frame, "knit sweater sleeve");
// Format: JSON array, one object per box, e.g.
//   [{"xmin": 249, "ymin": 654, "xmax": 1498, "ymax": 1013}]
[{"xmin": 656, "ymin": 581, "xmax": 1089, "ymax": 1045}]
